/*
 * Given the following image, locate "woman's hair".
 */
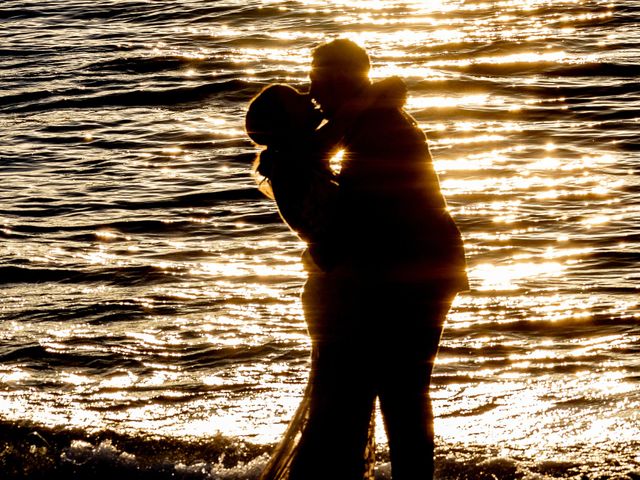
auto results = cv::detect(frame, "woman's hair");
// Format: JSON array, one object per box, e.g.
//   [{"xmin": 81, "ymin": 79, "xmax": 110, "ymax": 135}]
[
  {"xmin": 246, "ymin": 84, "xmax": 308, "ymax": 146},
  {"xmin": 246, "ymin": 84, "xmax": 321, "ymax": 194}
]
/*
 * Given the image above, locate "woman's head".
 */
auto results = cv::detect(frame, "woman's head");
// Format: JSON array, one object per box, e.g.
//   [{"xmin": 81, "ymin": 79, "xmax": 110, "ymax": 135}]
[{"xmin": 245, "ymin": 84, "xmax": 322, "ymax": 146}]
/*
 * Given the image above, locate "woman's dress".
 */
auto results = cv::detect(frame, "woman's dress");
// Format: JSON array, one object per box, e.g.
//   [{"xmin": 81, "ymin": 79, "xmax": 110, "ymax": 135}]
[{"xmin": 255, "ymin": 146, "xmax": 377, "ymax": 480}]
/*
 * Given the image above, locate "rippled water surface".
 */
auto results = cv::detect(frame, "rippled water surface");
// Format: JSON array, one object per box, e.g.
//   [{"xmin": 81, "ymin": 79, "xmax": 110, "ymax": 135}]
[{"xmin": 1, "ymin": 0, "xmax": 639, "ymax": 478}]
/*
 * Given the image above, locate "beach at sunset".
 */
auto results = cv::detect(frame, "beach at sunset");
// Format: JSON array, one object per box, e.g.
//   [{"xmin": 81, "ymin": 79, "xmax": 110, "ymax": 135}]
[{"xmin": 1, "ymin": 1, "xmax": 639, "ymax": 478}]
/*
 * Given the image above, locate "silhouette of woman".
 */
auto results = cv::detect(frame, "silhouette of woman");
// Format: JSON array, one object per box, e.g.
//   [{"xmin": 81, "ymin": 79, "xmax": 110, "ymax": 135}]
[
  {"xmin": 245, "ymin": 83, "xmax": 377, "ymax": 480},
  {"xmin": 245, "ymin": 84, "xmax": 340, "ymax": 270}
]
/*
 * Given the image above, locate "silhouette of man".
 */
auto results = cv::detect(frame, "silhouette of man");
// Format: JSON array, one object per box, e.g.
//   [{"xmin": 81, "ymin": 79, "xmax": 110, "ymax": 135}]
[{"xmin": 290, "ymin": 39, "xmax": 468, "ymax": 480}]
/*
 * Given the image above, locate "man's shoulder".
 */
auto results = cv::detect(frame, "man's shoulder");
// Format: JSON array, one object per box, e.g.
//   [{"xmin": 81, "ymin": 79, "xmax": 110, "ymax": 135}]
[{"xmin": 349, "ymin": 106, "xmax": 425, "ymax": 148}]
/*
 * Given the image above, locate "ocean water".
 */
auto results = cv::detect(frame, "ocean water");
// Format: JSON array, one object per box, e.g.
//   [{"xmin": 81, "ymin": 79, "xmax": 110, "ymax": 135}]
[{"xmin": 1, "ymin": 0, "xmax": 639, "ymax": 478}]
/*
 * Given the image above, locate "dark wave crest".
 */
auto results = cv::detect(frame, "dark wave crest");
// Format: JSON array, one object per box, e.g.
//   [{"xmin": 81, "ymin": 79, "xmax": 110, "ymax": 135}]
[
  {"xmin": 0, "ymin": 80, "xmax": 252, "ymax": 114},
  {"xmin": 0, "ymin": 419, "xmax": 269, "ymax": 480},
  {"xmin": 0, "ymin": 265, "xmax": 180, "ymax": 287}
]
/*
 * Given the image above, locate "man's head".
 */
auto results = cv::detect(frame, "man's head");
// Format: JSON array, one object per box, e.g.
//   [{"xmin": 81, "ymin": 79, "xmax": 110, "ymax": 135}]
[{"xmin": 310, "ymin": 39, "xmax": 371, "ymax": 118}]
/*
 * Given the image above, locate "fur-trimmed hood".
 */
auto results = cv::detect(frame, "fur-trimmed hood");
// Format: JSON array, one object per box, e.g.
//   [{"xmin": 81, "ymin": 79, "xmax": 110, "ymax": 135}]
[{"xmin": 368, "ymin": 76, "xmax": 408, "ymax": 109}]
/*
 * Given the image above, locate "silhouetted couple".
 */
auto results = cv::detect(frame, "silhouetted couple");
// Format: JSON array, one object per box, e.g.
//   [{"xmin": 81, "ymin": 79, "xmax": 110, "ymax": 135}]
[{"xmin": 246, "ymin": 39, "xmax": 468, "ymax": 480}]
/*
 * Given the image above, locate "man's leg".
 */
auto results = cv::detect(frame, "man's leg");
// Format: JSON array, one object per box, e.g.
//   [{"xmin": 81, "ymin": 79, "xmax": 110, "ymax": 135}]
[
  {"xmin": 378, "ymin": 348, "xmax": 438, "ymax": 480},
  {"xmin": 376, "ymin": 290, "xmax": 453, "ymax": 480}
]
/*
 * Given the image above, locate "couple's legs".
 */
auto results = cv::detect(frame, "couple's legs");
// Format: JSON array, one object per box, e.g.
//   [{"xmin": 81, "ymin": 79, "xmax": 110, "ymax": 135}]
[
  {"xmin": 290, "ymin": 339, "xmax": 441, "ymax": 480},
  {"xmin": 294, "ymin": 272, "xmax": 454, "ymax": 480}
]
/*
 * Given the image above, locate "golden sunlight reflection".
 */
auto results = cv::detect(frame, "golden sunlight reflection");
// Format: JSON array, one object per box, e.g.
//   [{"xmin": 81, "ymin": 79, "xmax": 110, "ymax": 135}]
[
  {"xmin": 60, "ymin": 373, "xmax": 91, "ymax": 386},
  {"xmin": 439, "ymin": 168, "xmax": 614, "ymax": 197},
  {"xmin": 447, "ymin": 292, "xmax": 621, "ymax": 328},
  {"xmin": 582, "ymin": 214, "xmax": 622, "ymax": 228},
  {"xmin": 472, "ymin": 261, "xmax": 564, "ymax": 291},
  {"xmin": 161, "ymin": 146, "xmax": 182, "ymax": 155},
  {"xmin": 126, "ymin": 331, "xmax": 167, "ymax": 346},
  {"xmin": 192, "ymin": 259, "xmax": 305, "ymax": 278},
  {"xmin": 434, "ymin": 370, "xmax": 640, "ymax": 448},
  {"xmin": 353, "ymin": 28, "xmax": 467, "ymax": 46},
  {"xmin": 83, "ymin": 249, "xmax": 118, "ymax": 265},
  {"xmin": 0, "ymin": 368, "xmax": 31, "ymax": 383},
  {"xmin": 433, "ymin": 151, "xmax": 503, "ymax": 172},
  {"xmin": 512, "ymin": 247, "xmax": 593, "ymax": 261},
  {"xmin": 372, "ymin": 64, "xmax": 445, "ymax": 80},
  {"xmin": 407, "ymin": 94, "xmax": 490, "ymax": 109},
  {"xmin": 435, "ymin": 134, "xmax": 506, "ymax": 147},
  {"xmin": 236, "ymin": 47, "xmax": 311, "ymax": 73},
  {"xmin": 330, "ymin": 148, "xmax": 345, "ymax": 174},
  {"xmin": 100, "ymin": 372, "xmax": 138, "ymax": 389},
  {"xmin": 95, "ymin": 229, "xmax": 121, "ymax": 241}
]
